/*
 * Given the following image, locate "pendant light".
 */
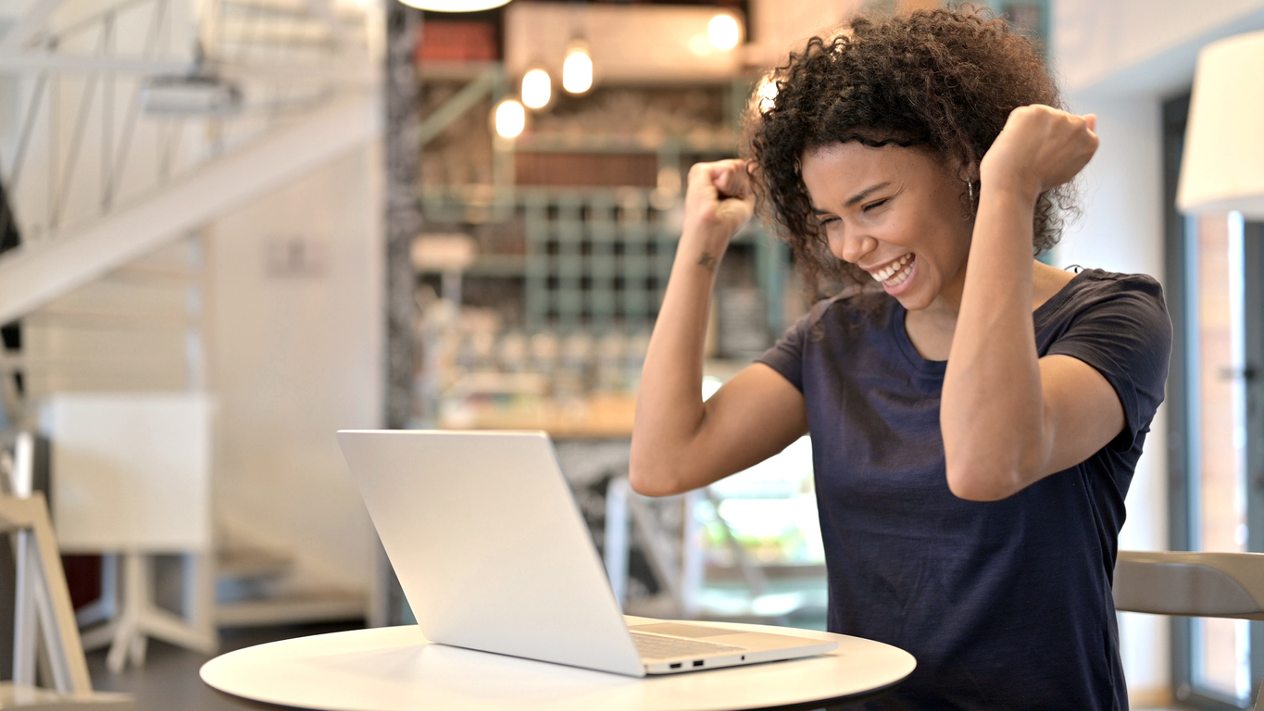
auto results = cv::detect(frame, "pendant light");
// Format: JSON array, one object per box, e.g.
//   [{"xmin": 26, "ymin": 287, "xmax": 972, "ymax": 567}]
[
  {"xmin": 397, "ymin": 0, "xmax": 512, "ymax": 12},
  {"xmin": 521, "ymin": 67, "xmax": 553, "ymax": 110},
  {"xmin": 562, "ymin": 40, "xmax": 593, "ymax": 95}
]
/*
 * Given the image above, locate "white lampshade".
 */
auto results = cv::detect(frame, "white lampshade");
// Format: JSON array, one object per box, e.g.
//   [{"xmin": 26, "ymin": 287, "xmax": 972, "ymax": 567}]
[
  {"xmin": 398, "ymin": 0, "xmax": 511, "ymax": 12},
  {"xmin": 1177, "ymin": 31, "xmax": 1264, "ymax": 219}
]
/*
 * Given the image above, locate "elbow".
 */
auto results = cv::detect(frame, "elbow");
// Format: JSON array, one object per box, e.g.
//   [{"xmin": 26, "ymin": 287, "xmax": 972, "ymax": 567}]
[
  {"xmin": 946, "ymin": 473, "xmax": 1015, "ymax": 502},
  {"xmin": 628, "ymin": 453, "xmax": 686, "ymax": 498},
  {"xmin": 945, "ymin": 457, "xmax": 1025, "ymax": 502},
  {"xmin": 944, "ymin": 434, "xmax": 1049, "ymax": 502}
]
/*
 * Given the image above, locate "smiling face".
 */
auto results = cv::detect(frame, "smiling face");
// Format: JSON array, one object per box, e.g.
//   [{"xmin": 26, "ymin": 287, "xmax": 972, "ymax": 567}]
[{"xmin": 800, "ymin": 141, "xmax": 973, "ymax": 315}]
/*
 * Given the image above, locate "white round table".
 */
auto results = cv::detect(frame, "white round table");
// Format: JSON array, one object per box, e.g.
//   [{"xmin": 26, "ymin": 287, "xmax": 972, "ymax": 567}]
[{"xmin": 201, "ymin": 621, "xmax": 915, "ymax": 711}]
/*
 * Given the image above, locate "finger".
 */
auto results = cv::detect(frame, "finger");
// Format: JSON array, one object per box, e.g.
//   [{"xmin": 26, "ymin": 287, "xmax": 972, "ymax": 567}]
[
  {"xmin": 686, "ymin": 162, "xmax": 722, "ymax": 200},
  {"xmin": 714, "ymin": 160, "xmax": 751, "ymax": 199}
]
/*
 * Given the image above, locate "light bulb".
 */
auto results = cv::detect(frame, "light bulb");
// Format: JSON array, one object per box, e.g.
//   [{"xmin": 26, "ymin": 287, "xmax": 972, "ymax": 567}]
[
  {"xmin": 493, "ymin": 97, "xmax": 526, "ymax": 139},
  {"xmin": 562, "ymin": 42, "xmax": 593, "ymax": 95},
  {"xmin": 708, "ymin": 13, "xmax": 741, "ymax": 52},
  {"xmin": 521, "ymin": 67, "xmax": 552, "ymax": 110}
]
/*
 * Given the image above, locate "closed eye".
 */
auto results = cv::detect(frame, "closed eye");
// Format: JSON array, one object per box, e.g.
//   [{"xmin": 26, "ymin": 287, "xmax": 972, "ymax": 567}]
[
  {"xmin": 862, "ymin": 198, "xmax": 890, "ymax": 213},
  {"xmin": 817, "ymin": 215, "xmax": 840, "ymax": 228}
]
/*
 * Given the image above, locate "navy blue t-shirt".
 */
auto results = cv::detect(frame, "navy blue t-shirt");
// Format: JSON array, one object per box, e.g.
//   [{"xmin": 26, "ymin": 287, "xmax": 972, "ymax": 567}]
[{"xmin": 757, "ymin": 268, "xmax": 1171, "ymax": 710}]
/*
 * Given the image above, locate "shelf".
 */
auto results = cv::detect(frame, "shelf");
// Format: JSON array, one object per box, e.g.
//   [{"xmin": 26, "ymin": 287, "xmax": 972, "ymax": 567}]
[
  {"xmin": 416, "ymin": 60, "xmax": 501, "ymax": 81},
  {"xmin": 438, "ymin": 392, "xmax": 637, "ymax": 439},
  {"xmin": 416, "ymin": 254, "xmax": 526, "ymax": 277}
]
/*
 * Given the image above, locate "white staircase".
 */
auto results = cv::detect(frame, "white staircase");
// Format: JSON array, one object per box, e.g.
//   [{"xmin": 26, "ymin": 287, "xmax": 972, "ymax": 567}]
[{"xmin": 0, "ymin": 89, "xmax": 379, "ymax": 325}]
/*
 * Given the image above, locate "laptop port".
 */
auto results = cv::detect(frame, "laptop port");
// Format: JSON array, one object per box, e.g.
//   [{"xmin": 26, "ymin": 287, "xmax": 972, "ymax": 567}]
[
  {"xmin": 669, "ymin": 663, "xmax": 682, "ymax": 670},
  {"xmin": 692, "ymin": 660, "xmax": 704, "ymax": 668}
]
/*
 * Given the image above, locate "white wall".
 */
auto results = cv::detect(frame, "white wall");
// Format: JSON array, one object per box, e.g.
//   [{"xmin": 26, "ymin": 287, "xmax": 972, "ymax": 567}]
[
  {"xmin": 1055, "ymin": 0, "xmax": 1264, "ymax": 97},
  {"xmin": 207, "ymin": 141, "xmax": 383, "ymax": 591},
  {"xmin": 1052, "ymin": 0, "xmax": 1264, "ymax": 698}
]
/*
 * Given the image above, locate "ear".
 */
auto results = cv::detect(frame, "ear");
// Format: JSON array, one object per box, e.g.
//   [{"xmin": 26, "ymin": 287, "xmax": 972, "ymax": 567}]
[{"xmin": 955, "ymin": 158, "xmax": 980, "ymax": 185}]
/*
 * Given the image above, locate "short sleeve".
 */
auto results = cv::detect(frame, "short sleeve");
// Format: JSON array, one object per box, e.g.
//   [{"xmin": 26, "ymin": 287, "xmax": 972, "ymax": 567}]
[
  {"xmin": 1046, "ymin": 276, "xmax": 1172, "ymax": 451},
  {"xmin": 756, "ymin": 311, "xmax": 811, "ymax": 392}
]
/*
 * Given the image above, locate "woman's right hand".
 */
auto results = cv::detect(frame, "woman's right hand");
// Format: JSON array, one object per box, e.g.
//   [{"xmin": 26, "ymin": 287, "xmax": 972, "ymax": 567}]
[{"xmin": 681, "ymin": 159, "xmax": 755, "ymax": 251}]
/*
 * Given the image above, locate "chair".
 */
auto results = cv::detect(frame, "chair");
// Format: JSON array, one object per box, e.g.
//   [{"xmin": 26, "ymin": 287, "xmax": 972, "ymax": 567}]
[
  {"xmin": 605, "ymin": 436, "xmax": 819, "ymax": 622},
  {"xmin": 1114, "ymin": 550, "xmax": 1264, "ymax": 710},
  {"xmin": 1, "ymin": 432, "xmax": 133, "ymax": 709}
]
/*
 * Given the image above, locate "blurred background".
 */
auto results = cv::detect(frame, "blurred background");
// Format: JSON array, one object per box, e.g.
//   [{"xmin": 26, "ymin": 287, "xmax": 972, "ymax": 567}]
[{"xmin": 1, "ymin": 0, "xmax": 1262, "ymax": 708}]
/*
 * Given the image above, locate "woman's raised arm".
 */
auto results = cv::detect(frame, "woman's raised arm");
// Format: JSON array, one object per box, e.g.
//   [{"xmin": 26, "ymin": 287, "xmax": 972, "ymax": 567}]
[
  {"xmin": 941, "ymin": 106, "xmax": 1118, "ymax": 501},
  {"xmin": 629, "ymin": 160, "xmax": 807, "ymax": 496}
]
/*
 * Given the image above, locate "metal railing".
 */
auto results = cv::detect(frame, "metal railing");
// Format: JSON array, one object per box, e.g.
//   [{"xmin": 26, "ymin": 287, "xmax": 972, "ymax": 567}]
[{"xmin": 0, "ymin": 0, "xmax": 373, "ymax": 245}]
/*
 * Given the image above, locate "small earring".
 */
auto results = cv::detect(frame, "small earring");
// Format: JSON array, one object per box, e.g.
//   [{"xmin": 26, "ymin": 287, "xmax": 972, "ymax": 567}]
[{"xmin": 966, "ymin": 179, "xmax": 974, "ymax": 205}]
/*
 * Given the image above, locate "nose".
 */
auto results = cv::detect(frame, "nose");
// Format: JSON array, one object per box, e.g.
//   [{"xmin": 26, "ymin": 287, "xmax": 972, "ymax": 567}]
[{"xmin": 832, "ymin": 229, "xmax": 876, "ymax": 265}]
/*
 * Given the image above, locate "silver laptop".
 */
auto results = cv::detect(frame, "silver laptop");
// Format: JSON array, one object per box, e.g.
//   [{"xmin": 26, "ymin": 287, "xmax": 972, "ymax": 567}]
[{"xmin": 336, "ymin": 429, "xmax": 836, "ymax": 677}]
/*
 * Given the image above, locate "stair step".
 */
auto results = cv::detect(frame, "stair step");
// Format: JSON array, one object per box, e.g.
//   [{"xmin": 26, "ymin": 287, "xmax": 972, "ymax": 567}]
[{"xmin": 217, "ymin": 544, "xmax": 293, "ymax": 582}]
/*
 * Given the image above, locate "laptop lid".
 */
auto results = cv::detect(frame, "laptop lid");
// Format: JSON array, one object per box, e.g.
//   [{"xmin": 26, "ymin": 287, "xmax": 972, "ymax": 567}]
[{"xmin": 336, "ymin": 429, "xmax": 645, "ymax": 676}]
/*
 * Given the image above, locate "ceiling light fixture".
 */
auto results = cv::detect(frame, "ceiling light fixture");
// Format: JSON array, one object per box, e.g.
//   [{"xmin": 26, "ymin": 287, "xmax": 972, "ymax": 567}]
[
  {"xmin": 397, "ymin": 0, "xmax": 512, "ymax": 13},
  {"xmin": 521, "ymin": 67, "xmax": 552, "ymax": 110},
  {"xmin": 561, "ymin": 40, "xmax": 593, "ymax": 95},
  {"xmin": 492, "ymin": 97, "xmax": 526, "ymax": 139},
  {"xmin": 707, "ymin": 13, "xmax": 742, "ymax": 52}
]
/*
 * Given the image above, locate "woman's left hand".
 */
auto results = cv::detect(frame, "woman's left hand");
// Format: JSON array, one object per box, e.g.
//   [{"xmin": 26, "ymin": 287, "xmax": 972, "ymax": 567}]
[{"xmin": 979, "ymin": 105, "xmax": 1098, "ymax": 202}]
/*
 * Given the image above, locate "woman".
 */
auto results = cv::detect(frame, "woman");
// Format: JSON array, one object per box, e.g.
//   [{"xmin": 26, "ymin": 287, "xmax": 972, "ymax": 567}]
[{"xmin": 629, "ymin": 8, "xmax": 1171, "ymax": 709}]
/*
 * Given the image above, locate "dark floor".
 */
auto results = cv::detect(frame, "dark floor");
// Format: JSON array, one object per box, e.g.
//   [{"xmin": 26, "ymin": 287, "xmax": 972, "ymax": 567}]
[{"xmin": 85, "ymin": 621, "xmax": 363, "ymax": 711}]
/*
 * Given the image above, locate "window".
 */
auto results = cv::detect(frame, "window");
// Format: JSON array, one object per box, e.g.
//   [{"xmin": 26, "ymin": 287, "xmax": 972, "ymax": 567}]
[{"xmin": 1164, "ymin": 93, "xmax": 1264, "ymax": 709}]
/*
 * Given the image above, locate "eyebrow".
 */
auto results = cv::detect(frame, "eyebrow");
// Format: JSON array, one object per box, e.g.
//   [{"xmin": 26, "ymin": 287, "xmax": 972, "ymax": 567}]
[{"xmin": 810, "ymin": 181, "xmax": 893, "ymax": 214}]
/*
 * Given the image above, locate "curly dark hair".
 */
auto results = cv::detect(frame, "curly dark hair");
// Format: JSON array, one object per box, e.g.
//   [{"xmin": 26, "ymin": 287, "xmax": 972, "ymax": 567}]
[{"xmin": 744, "ymin": 7, "xmax": 1074, "ymax": 298}]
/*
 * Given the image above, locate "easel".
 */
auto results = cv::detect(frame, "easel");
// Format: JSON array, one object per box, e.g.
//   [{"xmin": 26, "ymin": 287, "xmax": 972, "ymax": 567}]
[{"xmin": 1, "ymin": 431, "xmax": 133, "ymax": 708}]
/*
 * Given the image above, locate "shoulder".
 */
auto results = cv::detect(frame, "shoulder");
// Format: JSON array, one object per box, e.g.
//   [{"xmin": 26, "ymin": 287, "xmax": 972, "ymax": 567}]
[
  {"xmin": 1043, "ymin": 268, "xmax": 1172, "ymax": 447},
  {"xmin": 1039, "ymin": 267, "xmax": 1172, "ymax": 376},
  {"xmin": 1044, "ymin": 268, "xmax": 1169, "ymax": 328},
  {"xmin": 1041, "ymin": 267, "xmax": 1172, "ymax": 377},
  {"xmin": 1062, "ymin": 268, "xmax": 1165, "ymax": 304}
]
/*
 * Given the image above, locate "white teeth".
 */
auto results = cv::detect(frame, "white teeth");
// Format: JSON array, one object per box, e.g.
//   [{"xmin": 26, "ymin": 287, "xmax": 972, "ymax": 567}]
[{"xmin": 870, "ymin": 253, "xmax": 914, "ymax": 283}]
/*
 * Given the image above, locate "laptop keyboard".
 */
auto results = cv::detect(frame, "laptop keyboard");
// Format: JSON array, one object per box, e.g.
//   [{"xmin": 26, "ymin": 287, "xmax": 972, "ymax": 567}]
[{"xmin": 631, "ymin": 632, "xmax": 744, "ymax": 660}]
